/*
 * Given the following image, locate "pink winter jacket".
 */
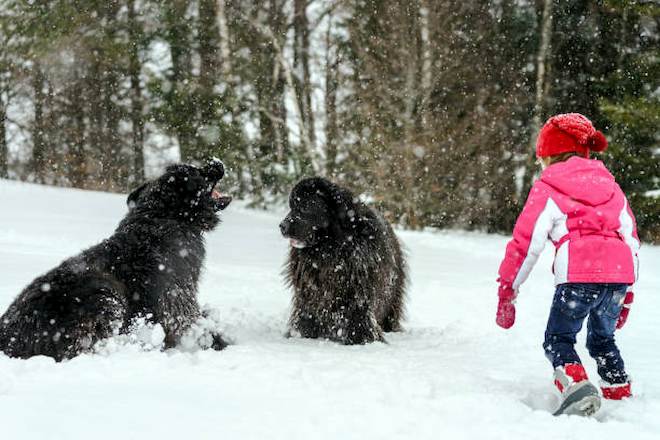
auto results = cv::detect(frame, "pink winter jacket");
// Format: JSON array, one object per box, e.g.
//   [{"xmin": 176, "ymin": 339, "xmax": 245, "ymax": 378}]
[{"xmin": 498, "ymin": 157, "xmax": 640, "ymax": 290}]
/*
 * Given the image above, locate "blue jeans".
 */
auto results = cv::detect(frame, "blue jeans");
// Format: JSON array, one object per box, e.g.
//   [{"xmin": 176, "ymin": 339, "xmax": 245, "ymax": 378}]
[{"xmin": 543, "ymin": 283, "xmax": 629, "ymax": 384}]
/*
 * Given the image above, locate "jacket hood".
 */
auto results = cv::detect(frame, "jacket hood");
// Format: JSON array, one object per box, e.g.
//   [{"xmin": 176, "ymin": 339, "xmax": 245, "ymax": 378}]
[{"xmin": 540, "ymin": 157, "xmax": 616, "ymax": 206}]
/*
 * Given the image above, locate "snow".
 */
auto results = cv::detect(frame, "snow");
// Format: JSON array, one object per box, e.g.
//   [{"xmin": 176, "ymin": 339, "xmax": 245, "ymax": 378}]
[{"xmin": 1, "ymin": 179, "xmax": 659, "ymax": 440}]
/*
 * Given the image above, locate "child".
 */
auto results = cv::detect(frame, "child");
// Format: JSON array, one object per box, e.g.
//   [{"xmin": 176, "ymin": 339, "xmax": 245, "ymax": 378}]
[{"xmin": 496, "ymin": 113, "xmax": 640, "ymax": 416}]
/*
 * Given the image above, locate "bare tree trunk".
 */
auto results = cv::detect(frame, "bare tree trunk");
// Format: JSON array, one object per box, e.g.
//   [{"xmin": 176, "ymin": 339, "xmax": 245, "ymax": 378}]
[
  {"xmin": 271, "ymin": 47, "xmax": 288, "ymax": 165},
  {"xmin": 0, "ymin": 97, "xmax": 7, "ymax": 178},
  {"xmin": 32, "ymin": 62, "xmax": 47, "ymax": 182},
  {"xmin": 99, "ymin": 1, "xmax": 123, "ymax": 190},
  {"xmin": 522, "ymin": 0, "xmax": 553, "ymax": 195},
  {"xmin": 0, "ymin": 35, "xmax": 8, "ymax": 179},
  {"xmin": 88, "ymin": 51, "xmax": 104, "ymax": 187},
  {"xmin": 193, "ymin": 0, "xmax": 221, "ymax": 164},
  {"xmin": 324, "ymin": 11, "xmax": 338, "ymax": 177},
  {"xmin": 199, "ymin": 0, "xmax": 218, "ymax": 116},
  {"xmin": 216, "ymin": 0, "xmax": 233, "ymax": 80},
  {"xmin": 617, "ymin": 7, "xmax": 628, "ymax": 70},
  {"xmin": 245, "ymin": 0, "xmax": 290, "ymax": 199},
  {"xmin": 165, "ymin": 0, "xmax": 193, "ymax": 161},
  {"xmin": 399, "ymin": 2, "xmax": 423, "ymax": 228},
  {"xmin": 268, "ymin": 0, "xmax": 289, "ymax": 167},
  {"xmin": 401, "ymin": 57, "xmax": 419, "ymax": 227},
  {"xmin": 47, "ymin": 81, "xmax": 57, "ymax": 170},
  {"xmin": 102, "ymin": 63, "xmax": 122, "ymax": 189},
  {"xmin": 216, "ymin": 0, "xmax": 251, "ymax": 194},
  {"xmin": 294, "ymin": 0, "xmax": 316, "ymax": 149},
  {"xmin": 258, "ymin": 16, "xmax": 319, "ymax": 174},
  {"xmin": 68, "ymin": 66, "xmax": 87, "ymax": 188},
  {"xmin": 71, "ymin": 108, "xmax": 87, "ymax": 188},
  {"xmin": 129, "ymin": 0, "xmax": 145, "ymax": 184},
  {"xmin": 418, "ymin": 0, "xmax": 433, "ymax": 129}
]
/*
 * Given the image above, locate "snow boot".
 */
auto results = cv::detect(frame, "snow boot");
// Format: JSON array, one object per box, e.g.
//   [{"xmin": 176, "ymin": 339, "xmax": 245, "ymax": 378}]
[
  {"xmin": 601, "ymin": 381, "xmax": 632, "ymax": 400},
  {"xmin": 552, "ymin": 363, "xmax": 601, "ymax": 416}
]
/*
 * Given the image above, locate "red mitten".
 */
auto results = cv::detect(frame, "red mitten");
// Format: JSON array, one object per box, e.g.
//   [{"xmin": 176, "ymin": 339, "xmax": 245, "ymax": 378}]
[
  {"xmin": 616, "ymin": 291, "xmax": 634, "ymax": 330},
  {"xmin": 496, "ymin": 284, "xmax": 517, "ymax": 329}
]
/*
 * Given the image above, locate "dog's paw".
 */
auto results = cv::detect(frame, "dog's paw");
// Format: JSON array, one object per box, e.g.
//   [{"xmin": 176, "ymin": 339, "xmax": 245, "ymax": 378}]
[
  {"xmin": 210, "ymin": 333, "xmax": 228, "ymax": 351},
  {"xmin": 334, "ymin": 321, "xmax": 385, "ymax": 345}
]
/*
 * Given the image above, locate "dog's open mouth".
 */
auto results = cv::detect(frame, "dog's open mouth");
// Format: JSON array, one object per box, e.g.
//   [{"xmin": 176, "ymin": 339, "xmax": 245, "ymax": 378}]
[
  {"xmin": 289, "ymin": 239, "xmax": 307, "ymax": 249},
  {"xmin": 210, "ymin": 184, "xmax": 232, "ymax": 210}
]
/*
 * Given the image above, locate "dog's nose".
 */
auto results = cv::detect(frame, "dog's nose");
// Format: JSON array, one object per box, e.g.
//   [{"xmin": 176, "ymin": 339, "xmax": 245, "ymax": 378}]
[
  {"xmin": 279, "ymin": 221, "xmax": 289, "ymax": 236},
  {"xmin": 204, "ymin": 158, "xmax": 225, "ymax": 180}
]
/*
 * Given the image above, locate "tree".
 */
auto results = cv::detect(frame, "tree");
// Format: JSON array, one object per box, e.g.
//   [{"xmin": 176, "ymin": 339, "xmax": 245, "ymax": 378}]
[
  {"xmin": 600, "ymin": 0, "xmax": 660, "ymax": 242},
  {"xmin": 128, "ymin": 0, "xmax": 146, "ymax": 184},
  {"xmin": 31, "ymin": 61, "xmax": 48, "ymax": 182},
  {"xmin": 0, "ymin": 0, "xmax": 655, "ymax": 242},
  {"xmin": 521, "ymin": 0, "xmax": 553, "ymax": 196},
  {"xmin": 293, "ymin": 0, "xmax": 316, "ymax": 160},
  {"xmin": 0, "ymin": 95, "xmax": 7, "ymax": 178},
  {"xmin": 339, "ymin": 0, "xmax": 535, "ymax": 230},
  {"xmin": 0, "ymin": 26, "xmax": 10, "ymax": 178}
]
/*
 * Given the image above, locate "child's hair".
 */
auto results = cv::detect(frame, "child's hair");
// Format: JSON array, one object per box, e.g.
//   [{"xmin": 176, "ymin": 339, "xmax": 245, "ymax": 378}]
[{"xmin": 542, "ymin": 151, "xmax": 587, "ymax": 166}]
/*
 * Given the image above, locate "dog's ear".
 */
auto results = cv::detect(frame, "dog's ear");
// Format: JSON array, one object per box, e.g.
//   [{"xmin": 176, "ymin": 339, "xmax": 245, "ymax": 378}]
[
  {"xmin": 327, "ymin": 183, "xmax": 354, "ymax": 227},
  {"xmin": 326, "ymin": 181, "xmax": 378, "ymax": 238},
  {"xmin": 321, "ymin": 180, "xmax": 365, "ymax": 234},
  {"xmin": 127, "ymin": 182, "xmax": 148, "ymax": 211}
]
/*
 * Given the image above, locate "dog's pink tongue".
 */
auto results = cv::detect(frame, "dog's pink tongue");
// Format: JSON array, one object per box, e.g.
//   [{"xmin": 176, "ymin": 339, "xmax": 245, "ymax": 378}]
[
  {"xmin": 212, "ymin": 189, "xmax": 222, "ymax": 200},
  {"xmin": 290, "ymin": 239, "xmax": 306, "ymax": 249}
]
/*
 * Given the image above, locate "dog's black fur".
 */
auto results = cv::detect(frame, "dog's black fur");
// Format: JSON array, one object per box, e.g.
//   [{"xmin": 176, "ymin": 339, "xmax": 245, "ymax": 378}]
[
  {"xmin": 280, "ymin": 177, "xmax": 407, "ymax": 344},
  {"xmin": 0, "ymin": 159, "xmax": 232, "ymax": 361}
]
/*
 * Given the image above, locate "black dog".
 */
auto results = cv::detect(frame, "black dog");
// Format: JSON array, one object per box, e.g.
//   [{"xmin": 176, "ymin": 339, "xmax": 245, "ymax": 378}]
[
  {"xmin": 280, "ymin": 177, "xmax": 407, "ymax": 345},
  {"xmin": 0, "ymin": 159, "xmax": 232, "ymax": 361}
]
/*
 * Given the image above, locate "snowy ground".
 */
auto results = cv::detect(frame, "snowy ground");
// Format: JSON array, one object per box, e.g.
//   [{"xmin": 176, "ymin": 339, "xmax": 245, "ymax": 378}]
[{"xmin": 1, "ymin": 179, "xmax": 659, "ymax": 440}]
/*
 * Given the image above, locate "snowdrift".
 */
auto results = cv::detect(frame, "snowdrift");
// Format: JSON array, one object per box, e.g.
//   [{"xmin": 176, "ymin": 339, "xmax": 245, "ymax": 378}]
[{"xmin": 1, "ymin": 180, "xmax": 659, "ymax": 439}]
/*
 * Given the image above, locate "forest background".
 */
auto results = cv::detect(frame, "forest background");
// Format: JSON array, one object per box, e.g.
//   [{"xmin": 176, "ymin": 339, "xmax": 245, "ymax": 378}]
[{"xmin": 0, "ymin": 0, "xmax": 657, "ymax": 240}]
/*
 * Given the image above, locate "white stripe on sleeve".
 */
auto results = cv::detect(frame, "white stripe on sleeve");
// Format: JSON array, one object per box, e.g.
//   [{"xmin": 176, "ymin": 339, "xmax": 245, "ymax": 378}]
[
  {"xmin": 618, "ymin": 199, "xmax": 640, "ymax": 282},
  {"xmin": 512, "ymin": 198, "xmax": 564, "ymax": 290}
]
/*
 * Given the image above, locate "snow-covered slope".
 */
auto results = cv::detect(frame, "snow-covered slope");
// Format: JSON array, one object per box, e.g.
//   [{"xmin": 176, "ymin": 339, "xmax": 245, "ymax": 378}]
[{"xmin": 1, "ymin": 180, "xmax": 659, "ymax": 440}]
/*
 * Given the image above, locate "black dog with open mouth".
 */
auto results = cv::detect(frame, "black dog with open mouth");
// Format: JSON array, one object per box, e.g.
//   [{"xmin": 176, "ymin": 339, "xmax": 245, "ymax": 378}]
[
  {"xmin": 0, "ymin": 159, "xmax": 232, "ymax": 361},
  {"xmin": 280, "ymin": 177, "xmax": 407, "ymax": 345}
]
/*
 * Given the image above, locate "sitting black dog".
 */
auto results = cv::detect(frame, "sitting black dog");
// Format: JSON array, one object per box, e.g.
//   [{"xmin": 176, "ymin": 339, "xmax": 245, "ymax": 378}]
[
  {"xmin": 0, "ymin": 159, "xmax": 232, "ymax": 361},
  {"xmin": 280, "ymin": 177, "xmax": 407, "ymax": 344}
]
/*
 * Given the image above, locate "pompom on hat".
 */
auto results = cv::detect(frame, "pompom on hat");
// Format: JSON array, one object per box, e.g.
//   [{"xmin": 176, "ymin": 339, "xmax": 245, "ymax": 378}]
[{"xmin": 536, "ymin": 113, "xmax": 608, "ymax": 158}]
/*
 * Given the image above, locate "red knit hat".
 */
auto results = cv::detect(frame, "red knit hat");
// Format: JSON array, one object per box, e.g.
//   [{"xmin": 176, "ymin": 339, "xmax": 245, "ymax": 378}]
[{"xmin": 536, "ymin": 113, "xmax": 608, "ymax": 158}]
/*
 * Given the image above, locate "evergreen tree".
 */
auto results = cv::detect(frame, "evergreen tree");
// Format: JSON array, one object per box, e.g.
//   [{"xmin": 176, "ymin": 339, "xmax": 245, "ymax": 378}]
[
  {"xmin": 0, "ymin": 0, "xmax": 656, "ymax": 240},
  {"xmin": 600, "ymin": 0, "xmax": 660, "ymax": 242}
]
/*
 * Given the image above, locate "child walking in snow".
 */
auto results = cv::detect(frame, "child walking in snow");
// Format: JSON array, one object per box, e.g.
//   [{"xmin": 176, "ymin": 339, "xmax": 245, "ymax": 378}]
[{"xmin": 496, "ymin": 113, "xmax": 640, "ymax": 416}]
